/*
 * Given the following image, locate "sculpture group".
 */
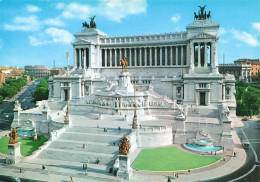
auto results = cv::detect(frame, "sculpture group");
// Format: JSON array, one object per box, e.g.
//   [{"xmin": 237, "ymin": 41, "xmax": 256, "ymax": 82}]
[
  {"xmin": 9, "ymin": 128, "xmax": 19, "ymax": 144},
  {"xmin": 82, "ymin": 16, "xmax": 96, "ymax": 29},
  {"xmin": 194, "ymin": 5, "xmax": 211, "ymax": 20},
  {"xmin": 120, "ymin": 56, "xmax": 128, "ymax": 72}
]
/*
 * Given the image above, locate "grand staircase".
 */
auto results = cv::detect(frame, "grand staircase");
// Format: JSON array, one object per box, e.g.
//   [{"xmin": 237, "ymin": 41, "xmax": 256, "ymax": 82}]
[{"xmin": 25, "ymin": 123, "xmax": 130, "ymax": 181}]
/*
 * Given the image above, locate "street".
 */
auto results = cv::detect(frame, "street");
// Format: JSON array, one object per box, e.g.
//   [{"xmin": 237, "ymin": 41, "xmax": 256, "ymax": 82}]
[{"xmin": 0, "ymin": 80, "xmax": 39, "ymax": 132}]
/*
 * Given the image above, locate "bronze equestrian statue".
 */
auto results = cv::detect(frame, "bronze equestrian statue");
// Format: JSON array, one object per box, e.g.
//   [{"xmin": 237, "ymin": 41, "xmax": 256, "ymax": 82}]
[
  {"xmin": 82, "ymin": 16, "xmax": 96, "ymax": 29},
  {"xmin": 9, "ymin": 128, "xmax": 19, "ymax": 144}
]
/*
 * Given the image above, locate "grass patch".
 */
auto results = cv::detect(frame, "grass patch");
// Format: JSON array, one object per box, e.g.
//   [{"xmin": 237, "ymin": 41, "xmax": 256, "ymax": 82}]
[
  {"xmin": 0, "ymin": 135, "xmax": 48, "ymax": 156},
  {"xmin": 132, "ymin": 146, "xmax": 221, "ymax": 171}
]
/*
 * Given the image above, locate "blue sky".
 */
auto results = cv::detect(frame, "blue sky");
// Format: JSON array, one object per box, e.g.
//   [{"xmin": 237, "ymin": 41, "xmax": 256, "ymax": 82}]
[{"xmin": 0, "ymin": 0, "xmax": 259, "ymax": 68}]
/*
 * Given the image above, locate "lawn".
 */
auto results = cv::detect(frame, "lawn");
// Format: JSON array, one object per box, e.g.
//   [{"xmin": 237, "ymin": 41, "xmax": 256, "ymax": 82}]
[
  {"xmin": 132, "ymin": 146, "xmax": 221, "ymax": 171},
  {"xmin": 0, "ymin": 135, "xmax": 48, "ymax": 156}
]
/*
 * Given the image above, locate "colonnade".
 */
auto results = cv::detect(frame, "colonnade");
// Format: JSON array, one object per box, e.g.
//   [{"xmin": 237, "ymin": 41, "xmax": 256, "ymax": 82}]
[
  {"xmin": 101, "ymin": 45, "xmax": 187, "ymax": 67},
  {"xmin": 192, "ymin": 42, "xmax": 213, "ymax": 67},
  {"xmin": 73, "ymin": 48, "xmax": 90, "ymax": 69}
]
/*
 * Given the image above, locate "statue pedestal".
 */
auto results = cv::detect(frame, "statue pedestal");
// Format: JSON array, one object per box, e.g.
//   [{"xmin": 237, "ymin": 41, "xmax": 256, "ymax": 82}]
[
  {"xmin": 115, "ymin": 72, "xmax": 134, "ymax": 94},
  {"xmin": 6, "ymin": 142, "xmax": 22, "ymax": 165},
  {"xmin": 117, "ymin": 155, "xmax": 132, "ymax": 180}
]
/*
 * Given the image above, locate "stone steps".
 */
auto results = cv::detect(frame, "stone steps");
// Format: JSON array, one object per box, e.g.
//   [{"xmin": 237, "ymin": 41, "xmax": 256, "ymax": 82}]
[{"xmin": 67, "ymin": 126, "xmax": 129, "ymax": 135}]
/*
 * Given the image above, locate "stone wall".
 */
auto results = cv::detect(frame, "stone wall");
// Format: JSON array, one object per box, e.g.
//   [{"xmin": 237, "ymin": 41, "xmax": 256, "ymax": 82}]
[{"xmin": 138, "ymin": 126, "xmax": 173, "ymax": 147}]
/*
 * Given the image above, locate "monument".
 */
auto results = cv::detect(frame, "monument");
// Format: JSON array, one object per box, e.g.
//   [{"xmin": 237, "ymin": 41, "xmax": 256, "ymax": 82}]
[{"xmin": 6, "ymin": 128, "xmax": 22, "ymax": 164}]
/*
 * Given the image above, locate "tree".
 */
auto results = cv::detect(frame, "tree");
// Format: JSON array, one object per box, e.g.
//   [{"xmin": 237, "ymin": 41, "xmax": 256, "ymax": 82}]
[
  {"xmin": 243, "ymin": 91, "xmax": 260, "ymax": 117},
  {"xmin": 0, "ymin": 95, "xmax": 3, "ymax": 104},
  {"xmin": 33, "ymin": 79, "xmax": 49, "ymax": 102}
]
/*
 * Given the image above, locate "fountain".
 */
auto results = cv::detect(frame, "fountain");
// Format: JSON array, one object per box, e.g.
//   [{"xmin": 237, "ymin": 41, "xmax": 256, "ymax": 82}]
[
  {"xmin": 184, "ymin": 129, "xmax": 222, "ymax": 152},
  {"xmin": 17, "ymin": 126, "xmax": 35, "ymax": 138}
]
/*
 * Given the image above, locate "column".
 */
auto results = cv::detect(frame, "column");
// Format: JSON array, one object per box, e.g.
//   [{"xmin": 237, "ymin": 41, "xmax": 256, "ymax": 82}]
[
  {"xmin": 211, "ymin": 42, "xmax": 214, "ymax": 67},
  {"xmin": 134, "ymin": 48, "xmax": 137, "ymax": 66},
  {"xmin": 104, "ymin": 49, "xmax": 107, "ymax": 67},
  {"xmin": 176, "ymin": 46, "xmax": 178, "ymax": 65},
  {"xmin": 110, "ymin": 49, "xmax": 112, "ymax": 67},
  {"xmin": 119, "ymin": 49, "xmax": 122, "ymax": 60},
  {"xmin": 139, "ymin": 48, "xmax": 142, "ymax": 66},
  {"xmin": 207, "ymin": 92, "xmax": 210, "ymax": 105},
  {"xmin": 129, "ymin": 48, "xmax": 132, "ymax": 66},
  {"xmin": 198, "ymin": 43, "xmax": 201, "ymax": 67},
  {"xmin": 165, "ymin": 47, "xmax": 167, "ymax": 66},
  {"xmin": 149, "ymin": 47, "xmax": 152, "ymax": 66},
  {"xmin": 79, "ymin": 49, "xmax": 82, "ymax": 68},
  {"xmin": 181, "ymin": 46, "xmax": 184, "ymax": 66},
  {"xmin": 124, "ymin": 49, "xmax": 127, "ymax": 58},
  {"xmin": 170, "ymin": 46, "xmax": 173, "ymax": 65},
  {"xmin": 73, "ymin": 48, "xmax": 77, "ymax": 69},
  {"xmin": 144, "ymin": 47, "xmax": 147, "ymax": 66},
  {"xmin": 155, "ymin": 47, "xmax": 157, "ymax": 66},
  {"xmin": 83, "ymin": 48, "xmax": 86, "ymax": 69},
  {"xmin": 115, "ymin": 49, "xmax": 117, "ymax": 67},
  {"xmin": 222, "ymin": 84, "xmax": 226, "ymax": 101},
  {"xmin": 204, "ymin": 43, "xmax": 208, "ymax": 67},
  {"xmin": 160, "ymin": 47, "xmax": 162, "ymax": 66}
]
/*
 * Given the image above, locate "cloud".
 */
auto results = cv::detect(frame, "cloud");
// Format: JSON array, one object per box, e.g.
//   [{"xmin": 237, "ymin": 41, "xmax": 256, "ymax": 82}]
[
  {"xmin": 56, "ymin": 3, "xmax": 65, "ymax": 9},
  {"xmin": 4, "ymin": 15, "xmax": 40, "ymax": 31},
  {"xmin": 98, "ymin": 0, "xmax": 146, "ymax": 22},
  {"xmin": 219, "ymin": 39, "xmax": 228, "ymax": 44},
  {"xmin": 44, "ymin": 18, "xmax": 65, "ymax": 27},
  {"xmin": 61, "ymin": 3, "xmax": 90, "ymax": 20},
  {"xmin": 171, "ymin": 15, "xmax": 181, "ymax": 23},
  {"xmin": 29, "ymin": 27, "xmax": 74, "ymax": 46},
  {"xmin": 218, "ymin": 27, "xmax": 227, "ymax": 36},
  {"xmin": 231, "ymin": 29, "xmax": 259, "ymax": 47},
  {"xmin": 27, "ymin": 5, "xmax": 41, "ymax": 13},
  {"xmin": 59, "ymin": 0, "xmax": 146, "ymax": 22},
  {"xmin": 252, "ymin": 22, "xmax": 260, "ymax": 32}
]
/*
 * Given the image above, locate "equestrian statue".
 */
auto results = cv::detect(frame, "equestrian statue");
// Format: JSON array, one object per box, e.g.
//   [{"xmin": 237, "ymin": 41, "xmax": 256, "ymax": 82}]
[
  {"xmin": 82, "ymin": 16, "xmax": 96, "ymax": 29},
  {"xmin": 194, "ymin": 5, "xmax": 211, "ymax": 20}
]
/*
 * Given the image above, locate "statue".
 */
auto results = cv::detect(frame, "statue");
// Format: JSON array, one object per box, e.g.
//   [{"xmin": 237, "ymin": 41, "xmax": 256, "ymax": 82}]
[
  {"xmin": 9, "ymin": 128, "xmax": 19, "ymax": 144},
  {"xmin": 222, "ymin": 106, "xmax": 230, "ymax": 119},
  {"xmin": 120, "ymin": 56, "xmax": 128, "ymax": 72},
  {"xmin": 33, "ymin": 128, "xmax": 37, "ymax": 141},
  {"xmin": 195, "ymin": 5, "xmax": 211, "ymax": 20},
  {"xmin": 207, "ymin": 11, "xmax": 211, "ymax": 19},
  {"xmin": 82, "ymin": 16, "xmax": 96, "ymax": 29},
  {"xmin": 119, "ymin": 135, "xmax": 130, "ymax": 155}
]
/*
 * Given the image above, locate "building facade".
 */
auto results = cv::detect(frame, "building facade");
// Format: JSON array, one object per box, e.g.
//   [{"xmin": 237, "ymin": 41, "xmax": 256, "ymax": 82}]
[
  {"xmin": 219, "ymin": 64, "xmax": 251, "ymax": 82},
  {"xmin": 49, "ymin": 18, "xmax": 236, "ymax": 110},
  {"xmin": 24, "ymin": 65, "xmax": 49, "ymax": 79},
  {"xmin": 234, "ymin": 59, "xmax": 260, "ymax": 81}
]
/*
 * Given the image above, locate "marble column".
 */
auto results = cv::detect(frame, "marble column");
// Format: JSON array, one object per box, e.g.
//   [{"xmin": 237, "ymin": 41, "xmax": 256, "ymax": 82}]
[
  {"xmin": 104, "ymin": 49, "xmax": 107, "ymax": 67},
  {"xmin": 129, "ymin": 48, "xmax": 132, "ymax": 66},
  {"xmin": 83, "ymin": 48, "xmax": 86, "ymax": 69},
  {"xmin": 115, "ymin": 49, "xmax": 117, "ymax": 67},
  {"xmin": 198, "ymin": 43, "xmax": 201, "ymax": 67},
  {"xmin": 176, "ymin": 46, "xmax": 178, "ymax": 65},
  {"xmin": 170, "ymin": 46, "xmax": 173, "ymax": 65},
  {"xmin": 204, "ymin": 43, "xmax": 208, "ymax": 67},
  {"xmin": 134, "ymin": 48, "xmax": 137, "ymax": 66},
  {"xmin": 181, "ymin": 46, "xmax": 184, "ymax": 66},
  {"xmin": 155, "ymin": 47, "xmax": 157, "ymax": 66},
  {"xmin": 79, "ymin": 49, "xmax": 82, "ymax": 68},
  {"xmin": 222, "ymin": 84, "xmax": 226, "ymax": 101},
  {"xmin": 160, "ymin": 47, "xmax": 162, "ymax": 66},
  {"xmin": 165, "ymin": 47, "xmax": 167, "ymax": 66},
  {"xmin": 74, "ymin": 48, "xmax": 77, "ymax": 69},
  {"xmin": 109, "ymin": 49, "xmax": 112, "ymax": 67},
  {"xmin": 144, "ymin": 47, "xmax": 147, "ymax": 66},
  {"xmin": 139, "ymin": 48, "xmax": 142, "ymax": 66},
  {"xmin": 149, "ymin": 47, "xmax": 152, "ymax": 66}
]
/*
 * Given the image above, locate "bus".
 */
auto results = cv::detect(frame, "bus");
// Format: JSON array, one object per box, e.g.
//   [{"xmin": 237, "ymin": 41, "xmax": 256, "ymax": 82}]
[{"xmin": 242, "ymin": 140, "xmax": 250, "ymax": 150}]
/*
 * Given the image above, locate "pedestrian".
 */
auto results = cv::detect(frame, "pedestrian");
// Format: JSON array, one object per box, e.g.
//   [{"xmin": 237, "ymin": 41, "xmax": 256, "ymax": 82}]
[
  {"xmin": 188, "ymin": 169, "xmax": 191, "ymax": 174},
  {"xmin": 83, "ymin": 164, "xmax": 85, "ymax": 170},
  {"xmin": 70, "ymin": 176, "xmax": 73, "ymax": 182},
  {"xmin": 223, "ymin": 157, "xmax": 225, "ymax": 161},
  {"xmin": 85, "ymin": 169, "xmax": 88, "ymax": 176},
  {"xmin": 42, "ymin": 165, "xmax": 45, "ymax": 170},
  {"xmin": 234, "ymin": 152, "xmax": 236, "ymax": 157},
  {"xmin": 87, "ymin": 157, "xmax": 90, "ymax": 163},
  {"xmin": 215, "ymin": 151, "xmax": 216, "ymax": 156},
  {"xmin": 211, "ymin": 150, "xmax": 213, "ymax": 155},
  {"xmin": 223, "ymin": 146, "xmax": 224, "ymax": 151},
  {"xmin": 177, "ymin": 173, "xmax": 179, "ymax": 178}
]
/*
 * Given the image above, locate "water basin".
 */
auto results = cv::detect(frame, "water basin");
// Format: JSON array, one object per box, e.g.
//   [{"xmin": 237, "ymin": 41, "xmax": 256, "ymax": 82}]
[{"xmin": 185, "ymin": 143, "xmax": 222, "ymax": 152}]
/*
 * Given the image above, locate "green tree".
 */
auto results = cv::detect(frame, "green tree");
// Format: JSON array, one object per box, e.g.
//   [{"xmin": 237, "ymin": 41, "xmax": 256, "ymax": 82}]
[
  {"xmin": 0, "ymin": 95, "xmax": 3, "ymax": 104},
  {"xmin": 33, "ymin": 79, "xmax": 49, "ymax": 102},
  {"xmin": 243, "ymin": 91, "xmax": 260, "ymax": 117}
]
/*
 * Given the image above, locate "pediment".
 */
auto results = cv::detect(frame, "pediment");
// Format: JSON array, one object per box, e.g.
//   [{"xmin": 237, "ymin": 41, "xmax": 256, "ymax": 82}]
[
  {"xmin": 191, "ymin": 32, "xmax": 216, "ymax": 39},
  {"xmin": 73, "ymin": 38, "xmax": 91, "ymax": 45}
]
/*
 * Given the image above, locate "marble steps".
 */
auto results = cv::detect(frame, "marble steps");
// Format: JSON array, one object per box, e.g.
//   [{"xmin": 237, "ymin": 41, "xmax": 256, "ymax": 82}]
[
  {"xmin": 188, "ymin": 108, "xmax": 218, "ymax": 117},
  {"xmin": 38, "ymin": 148, "xmax": 117, "ymax": 166},
  {"xmin": 49, "ymin": 139, "xmax": 119, "ymax": 154},
  {"xmin": 67, "ymin": 126, "xmax": 130, "ymax": 135},
  {"xmin": 22, "ymin": 158, "xmax": 122, "ymax": 182}
]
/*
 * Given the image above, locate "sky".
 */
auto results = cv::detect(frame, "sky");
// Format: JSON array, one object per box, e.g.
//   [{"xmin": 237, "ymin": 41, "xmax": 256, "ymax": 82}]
[{"xmin": 0, "ymin": 0, "xmax": 259, "ymax": 68}]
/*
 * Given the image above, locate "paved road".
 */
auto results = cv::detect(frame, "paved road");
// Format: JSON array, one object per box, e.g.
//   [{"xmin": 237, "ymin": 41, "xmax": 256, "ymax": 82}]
[
  {"xmin": 207, "ymin": 120, "xmax": 260, "ymax": 182},
  {"xmin": 0, "ymin": 80, "xmax": 39, "ymax": 131}
]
